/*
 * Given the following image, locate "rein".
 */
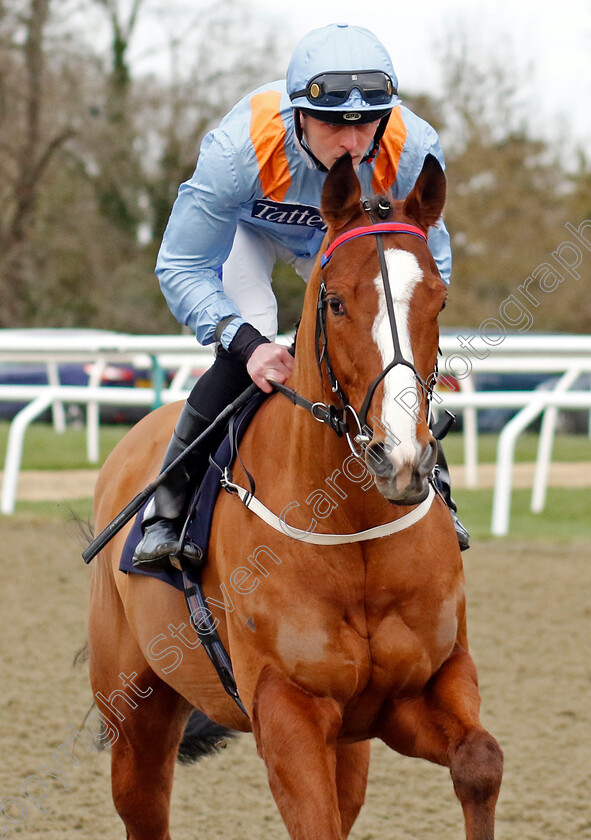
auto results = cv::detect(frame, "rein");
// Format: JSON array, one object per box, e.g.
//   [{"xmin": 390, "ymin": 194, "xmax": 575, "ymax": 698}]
[{"xmin": 270, "ymin": 379, "xmax": 349, "ymax": 438}]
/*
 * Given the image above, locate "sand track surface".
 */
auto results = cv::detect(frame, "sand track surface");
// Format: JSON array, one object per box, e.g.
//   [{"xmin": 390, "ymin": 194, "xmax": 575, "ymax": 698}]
[
  {"xmin": 1, "ymin": 516, "xmax": 590, "ymax": 838},
  {"xmin": 5, "ymin": 460, "xmax": 591, "ymax": 503}
]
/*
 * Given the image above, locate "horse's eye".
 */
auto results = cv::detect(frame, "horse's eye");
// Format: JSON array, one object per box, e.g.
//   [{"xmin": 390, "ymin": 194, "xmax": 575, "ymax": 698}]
[
  {"xmin": 327, "ymin": 297, "xmax": 346, "ymax": 316},
  {"xmin": 441, "ymin": 299, "xmax": 447, "ymax": 311}
]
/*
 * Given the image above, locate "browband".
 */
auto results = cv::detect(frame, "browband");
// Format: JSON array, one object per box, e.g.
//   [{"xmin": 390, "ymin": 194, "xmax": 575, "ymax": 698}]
[{"xmin": 321, "ymin": 223, "xmax": 427, "ymax": 268}]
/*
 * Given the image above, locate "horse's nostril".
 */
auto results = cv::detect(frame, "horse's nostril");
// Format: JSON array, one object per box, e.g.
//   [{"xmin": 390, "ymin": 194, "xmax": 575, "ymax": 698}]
[
  {"xmin": 428, "ymin": 437, "xmax": 438, "ymax": 463},
  {"xmin": 418, "ymin": 438, "xmax": 438, "ymax": 477},
  {"xmin": 365, "ymin": 441, "xmax": 393, "ymax": 478}
]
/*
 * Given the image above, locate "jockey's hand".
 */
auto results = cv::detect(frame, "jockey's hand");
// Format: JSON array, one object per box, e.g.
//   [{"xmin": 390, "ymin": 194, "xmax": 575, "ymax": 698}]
[{"xmin": 247, "ymin": 342, "xmax": 294, "ymax": 393}]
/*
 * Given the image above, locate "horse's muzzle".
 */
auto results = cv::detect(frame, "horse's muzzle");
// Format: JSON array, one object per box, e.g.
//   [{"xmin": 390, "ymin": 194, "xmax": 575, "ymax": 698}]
[{"xmin": 365, "ymin": 437, "xmax": 437, "ymax": 504}]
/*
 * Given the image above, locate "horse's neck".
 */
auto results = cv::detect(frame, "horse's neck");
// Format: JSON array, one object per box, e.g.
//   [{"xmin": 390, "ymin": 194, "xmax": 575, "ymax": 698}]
[
  {"xmin": 256, "ymin": 390, "xmax": 391, "ymax": 535},
  {"xmin": 249, "ymin": 338, "xmax": 390, "ymax": 532}
]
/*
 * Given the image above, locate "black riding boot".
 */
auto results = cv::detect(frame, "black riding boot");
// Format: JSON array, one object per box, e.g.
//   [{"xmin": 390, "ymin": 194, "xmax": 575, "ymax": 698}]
[
  {"xmin": 434, "ymin": 441, "xmax": 470, "ymax": 551},
  {"xmin": 132, "ymin": 402, "xmax": 210, "ymax": 571}
]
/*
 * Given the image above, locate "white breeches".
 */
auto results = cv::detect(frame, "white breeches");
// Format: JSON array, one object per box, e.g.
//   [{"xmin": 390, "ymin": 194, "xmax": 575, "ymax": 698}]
[{"xmin": 221, "ymin": 222, "xmax": 317, "ymax": 340}]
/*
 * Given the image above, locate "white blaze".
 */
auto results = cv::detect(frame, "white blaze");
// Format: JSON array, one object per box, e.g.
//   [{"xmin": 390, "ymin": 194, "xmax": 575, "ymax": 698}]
[{"xmin": 371, "ymin": 250, "xmax": 424, "ymax": 466}]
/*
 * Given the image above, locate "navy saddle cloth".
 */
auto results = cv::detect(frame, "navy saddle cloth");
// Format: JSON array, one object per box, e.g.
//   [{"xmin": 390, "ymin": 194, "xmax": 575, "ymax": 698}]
[{"xmin": 119, "ymin": 391, "xmax": 267, "ymax": 591}]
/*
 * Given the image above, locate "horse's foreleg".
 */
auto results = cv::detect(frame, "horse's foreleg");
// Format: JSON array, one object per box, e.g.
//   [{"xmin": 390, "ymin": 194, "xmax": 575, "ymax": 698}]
[
  {"xmin": 377, "ymin": 646, "xmax": 503, "ymax": 840},
  {"xmin": 252, "ymin": 665, "xmax": 344, "ymax": 840},
  {"xmin": 335, "ymin": 741, "xmax": 370, "ymax": 838}
]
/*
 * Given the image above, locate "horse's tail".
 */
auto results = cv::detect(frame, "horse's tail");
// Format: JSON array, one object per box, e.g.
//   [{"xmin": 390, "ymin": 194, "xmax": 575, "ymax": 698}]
[
  {"xmin": 73, "ymin": 696, "xmax": 236, "ymax": 761},
  {"xmin": 177, "ymin": 709, "xmax": 237, "ymax": 764}
]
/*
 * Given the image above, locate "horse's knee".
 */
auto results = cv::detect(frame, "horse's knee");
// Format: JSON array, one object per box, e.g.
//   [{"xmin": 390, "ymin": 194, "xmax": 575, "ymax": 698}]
[
  {"xmin": 252, "ymin": 665, "xmax": 341, "ymax": 750},
  {"xmin": 450, "ymin": 728, "xmax": 503, "ymax": 804}
]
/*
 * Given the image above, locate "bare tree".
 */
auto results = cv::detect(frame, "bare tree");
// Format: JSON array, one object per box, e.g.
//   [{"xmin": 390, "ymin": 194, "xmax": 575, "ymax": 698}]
[
  {"xmin": 0, "ymin": 0, "xmax": 281, "ymax": 331},
  {"xmin": 434, "ymin": 40, "xmax": 584, "ymax": 332},
  {"xmin": 88, "ymin": 0, "xmax": 144, "ymax": 231},
  {"xmin": 0, "ymin": 0, "xmax": 75, "ymax": 324}
]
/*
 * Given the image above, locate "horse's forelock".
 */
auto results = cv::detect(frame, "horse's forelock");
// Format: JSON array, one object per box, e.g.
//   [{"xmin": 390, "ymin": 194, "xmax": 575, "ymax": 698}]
[{"xmin": 320, "ymin": 153, "xmax": 363, "ymax": 230}]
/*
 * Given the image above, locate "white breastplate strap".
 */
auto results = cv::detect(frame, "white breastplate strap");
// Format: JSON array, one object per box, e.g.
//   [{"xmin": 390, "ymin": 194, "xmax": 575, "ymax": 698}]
[{"xmin": 223, "ymin": 480, "xmax": 436, "ymax": 545}]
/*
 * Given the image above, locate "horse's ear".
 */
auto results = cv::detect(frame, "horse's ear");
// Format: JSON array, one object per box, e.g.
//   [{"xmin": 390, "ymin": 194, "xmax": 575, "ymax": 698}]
[
  {"xmin": 321, "ymin": 153, "xmax": 362, "ymax": 231},
  {"xmin": 403, "ymin": 154, "xmax": 446, "ymax": 231}
]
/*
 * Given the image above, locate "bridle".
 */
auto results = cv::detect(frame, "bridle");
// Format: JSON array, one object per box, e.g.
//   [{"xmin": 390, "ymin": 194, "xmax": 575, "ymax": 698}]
[{"xmin": 272, "ymin": 202, "xmax": 438, "ymax": 457}]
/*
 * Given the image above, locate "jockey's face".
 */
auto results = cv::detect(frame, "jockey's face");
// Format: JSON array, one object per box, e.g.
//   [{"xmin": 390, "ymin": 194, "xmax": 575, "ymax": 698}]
[{"xmin": 300, "ymin": 112, "xmax": 380, "ymax": 170}]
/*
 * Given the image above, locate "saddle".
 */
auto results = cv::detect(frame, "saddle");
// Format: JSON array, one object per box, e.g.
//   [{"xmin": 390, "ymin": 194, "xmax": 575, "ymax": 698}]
[{"xmin": 119, "ymin": 390, "xmax": 268, "ymax": 591}]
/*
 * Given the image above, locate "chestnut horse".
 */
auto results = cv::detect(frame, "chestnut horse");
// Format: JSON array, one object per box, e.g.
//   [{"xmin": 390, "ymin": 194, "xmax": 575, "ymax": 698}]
[{"xmin": 87, "ymin": 153, "xmax": 502, "ymax": 840}]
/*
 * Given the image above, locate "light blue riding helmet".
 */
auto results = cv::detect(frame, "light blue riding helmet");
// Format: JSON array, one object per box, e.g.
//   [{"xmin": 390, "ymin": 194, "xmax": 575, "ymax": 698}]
[{"xmin": 287, "ymin": 23, "xmax": 400, "ymax": 125}]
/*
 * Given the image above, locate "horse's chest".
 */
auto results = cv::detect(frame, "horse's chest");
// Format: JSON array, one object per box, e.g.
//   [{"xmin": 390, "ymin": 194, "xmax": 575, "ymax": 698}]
[
  {"xmin": 262, "ymin": 607, "xmax": 373, "ymax": 700},
  {"xmin": 367, "ymin": 587, "xmax": 463, "ymax": 694}
]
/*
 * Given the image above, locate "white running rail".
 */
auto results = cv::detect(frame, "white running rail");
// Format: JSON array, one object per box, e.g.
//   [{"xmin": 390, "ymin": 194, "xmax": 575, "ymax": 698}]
[{"xmin": 0, "ymin": 329, "xmax": 590, "ymax": 530}]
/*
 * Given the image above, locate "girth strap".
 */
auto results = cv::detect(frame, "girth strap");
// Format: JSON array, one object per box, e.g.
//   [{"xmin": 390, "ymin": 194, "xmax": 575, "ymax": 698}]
[{"xmin": 181, "ymin": 568, "xmax": 248, "ymax": 716}]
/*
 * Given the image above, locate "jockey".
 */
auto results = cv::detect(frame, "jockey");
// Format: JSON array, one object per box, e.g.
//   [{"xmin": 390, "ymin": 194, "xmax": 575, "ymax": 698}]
[{"xmin": 133, "ymin": 23, "xmax": 468, "ymax": 570}]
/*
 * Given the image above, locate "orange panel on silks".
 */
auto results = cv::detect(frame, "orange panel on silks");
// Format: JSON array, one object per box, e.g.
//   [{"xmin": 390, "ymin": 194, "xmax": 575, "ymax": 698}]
[
  {"xmin": 249, "ymin": 91, "xmax": 292, "ymax": 202},
  {"xmin": 371, "ymin": 106, "xmax": 407, "ymax": 194}
]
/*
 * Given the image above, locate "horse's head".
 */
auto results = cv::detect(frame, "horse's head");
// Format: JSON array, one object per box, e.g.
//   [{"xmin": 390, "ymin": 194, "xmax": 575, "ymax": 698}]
[{"xmin": 315, "ymin": 152, "xmax": 448, "ymax": 505}]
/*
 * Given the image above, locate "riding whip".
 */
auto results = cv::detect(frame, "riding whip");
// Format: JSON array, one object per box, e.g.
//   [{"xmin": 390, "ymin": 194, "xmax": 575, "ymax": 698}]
[{"xmin": 82, "ymin": 382, "xmax": 260, "ymax": 564}]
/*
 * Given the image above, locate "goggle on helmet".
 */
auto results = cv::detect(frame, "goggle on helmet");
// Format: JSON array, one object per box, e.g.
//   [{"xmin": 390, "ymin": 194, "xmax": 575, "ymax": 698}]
[{"xmin": 287, "ymin": 23, "xmax": 400, "ymax": 125}]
